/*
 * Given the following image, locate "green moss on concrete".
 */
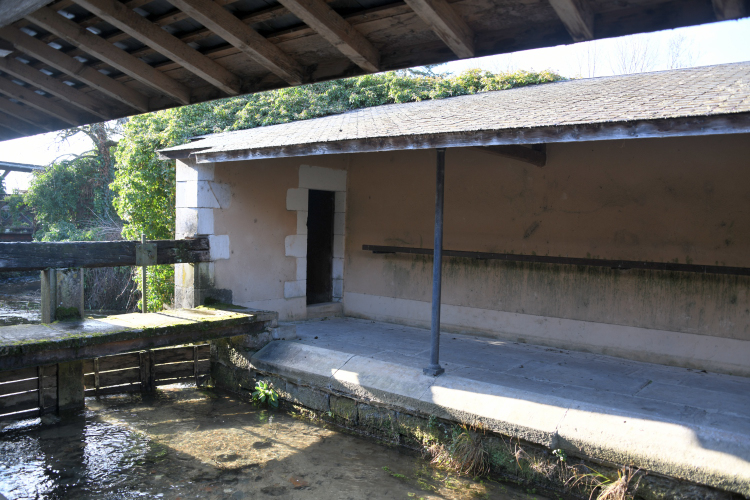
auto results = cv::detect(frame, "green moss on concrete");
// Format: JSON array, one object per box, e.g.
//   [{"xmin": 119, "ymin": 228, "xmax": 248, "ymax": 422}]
[
  {"xmin": 55, "ymin": 307, "xmax": 80, "ymax": 320},
  {"xmin": 330, "ymin": 395, "xmax": 358, "ymax": 423}
]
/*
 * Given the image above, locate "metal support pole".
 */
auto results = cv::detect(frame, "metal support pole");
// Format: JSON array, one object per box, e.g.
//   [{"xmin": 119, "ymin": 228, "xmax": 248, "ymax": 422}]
[
  {"xmin": 424, "ymin": 148, "xmax": 446, "ymax": 376},
  {"xmin": 141, "ymin": 233, "xmax": 147, "ymax": 314}
]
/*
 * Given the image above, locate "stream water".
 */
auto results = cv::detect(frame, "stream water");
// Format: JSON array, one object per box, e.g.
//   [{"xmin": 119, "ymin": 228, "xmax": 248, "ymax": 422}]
[
  {"xmin": 0, "ymin": 275, "xmax": 41, "ymax": 327},
  {"xmin": 0, "ymin": 388, "xmax": 548, "ymax": 500}
]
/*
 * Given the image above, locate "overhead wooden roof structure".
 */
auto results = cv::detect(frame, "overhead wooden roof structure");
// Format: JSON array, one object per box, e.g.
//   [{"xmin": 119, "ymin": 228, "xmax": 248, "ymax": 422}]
[{"xmin": 0, "ymin": 0, "xmax": 745, "ymax": 141}]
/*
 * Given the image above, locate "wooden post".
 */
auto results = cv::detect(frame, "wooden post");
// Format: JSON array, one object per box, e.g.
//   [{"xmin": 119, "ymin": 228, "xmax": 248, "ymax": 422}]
[
  {"xmin": 40, "ymin": 268, "xmax": 57, "ymax": 324},
  {"xmin": 79, "ymin": 268, "xmax": 85, "ymax": 319},
  {"xmin": 57, "ymin": 360, "xmax": 84, "ymax": 412},
  {"xmin": 93, "ymin": 358, "xmax": 100, "ymax": 397},
  {"xmin": 139, "ymin": 351, "xmax": 153, "ymax": 392},
  {"xmin": 141, "ymin": 233, "xmax": 147, "ymax": 314}
]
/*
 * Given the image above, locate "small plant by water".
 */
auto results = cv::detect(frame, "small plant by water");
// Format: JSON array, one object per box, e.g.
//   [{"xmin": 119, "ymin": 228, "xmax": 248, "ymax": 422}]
[{"xmin": 252, "ymin": 380, "xmax": 279, "ymax": 408}]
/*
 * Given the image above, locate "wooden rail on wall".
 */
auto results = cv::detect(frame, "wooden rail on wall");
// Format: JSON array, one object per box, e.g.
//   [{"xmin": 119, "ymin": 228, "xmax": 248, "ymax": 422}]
[
  {"xmin": 0, "ymin": 237, "xmax": 210, "ymax": 272},
  {"xmin": 363, "ymin": 245, "xmax": 750, "ymax": 277}
]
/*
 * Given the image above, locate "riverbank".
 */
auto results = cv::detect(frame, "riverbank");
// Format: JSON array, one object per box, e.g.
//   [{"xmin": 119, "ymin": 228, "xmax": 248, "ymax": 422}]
[{"xmin": 211, "ymin": 317, "xmax": 750, "ymax": 500}]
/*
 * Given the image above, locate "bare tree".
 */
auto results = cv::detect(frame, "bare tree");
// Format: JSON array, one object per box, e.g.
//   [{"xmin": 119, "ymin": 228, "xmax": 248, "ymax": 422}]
[
  {"xmin": 574, "ymin": 40, "xmax": 600, "ymax": 77},
  {"xmin": 667, "ymin": 34, "xmax": 699, "ymax": 69},
  {"xmin": 610, "ymin": 34, "xmax": 659, "ymax": 75}
]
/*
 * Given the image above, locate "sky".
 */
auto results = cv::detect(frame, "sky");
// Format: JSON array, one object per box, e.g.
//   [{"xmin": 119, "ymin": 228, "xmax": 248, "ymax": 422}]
[{"xmin": 1, "ymin": 17, "xmax": 749, "ymax": 192}]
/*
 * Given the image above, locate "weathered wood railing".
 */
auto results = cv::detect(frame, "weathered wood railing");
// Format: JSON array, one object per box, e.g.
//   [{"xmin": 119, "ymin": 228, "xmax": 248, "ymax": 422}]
[{"xmin": 0, "ymin": 237, "xmax": 210, "ymax": 272}]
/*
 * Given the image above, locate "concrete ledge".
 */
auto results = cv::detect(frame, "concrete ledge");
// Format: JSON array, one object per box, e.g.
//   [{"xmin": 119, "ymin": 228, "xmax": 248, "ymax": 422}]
[{"xmin": 250, "ymin": 341, "xmax": 750, "ymax": 497}]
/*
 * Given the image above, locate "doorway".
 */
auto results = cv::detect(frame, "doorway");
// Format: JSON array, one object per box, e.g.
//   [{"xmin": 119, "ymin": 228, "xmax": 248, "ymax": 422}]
[{"xmin": 306, "ymin": 189, "xmax": 335, "ymax": 304}]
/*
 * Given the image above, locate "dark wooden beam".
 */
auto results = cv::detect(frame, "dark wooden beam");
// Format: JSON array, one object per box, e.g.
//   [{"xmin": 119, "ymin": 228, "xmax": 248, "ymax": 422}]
[
  {"xmin": 0, "ymin": 95, "xmax": 61, "ymax": 131},
  {"xmin": 362, "ymin": 245, "xmax": 750, "ymax": 277},
  {"xmin": 26, "ymin": 7, "xmax": 192, "ymax": 105},
  {"xmin": 0, "ymin": 109, "xmax": 47, "ymax": 136},
  {"xmin": 72, "ymin": 0, "xmax": 243, "ymax": 95},
  {"xmin": 0, "ymin": 56, "xmax": 121, "ymax": 120},
  {"xmin": 548, "ymin": 0, "xmax": 595, "ymax": 42},
  {"xmin": 474, "ymin": 144, "xmax": 547, "ymax": 167},
  {"xmin": 276, "ymin": 0, "xmax": 380, "ymax": 72},
  {"xmin": 0, "ymin": 238, "xmax": 211, "ymax": 272},
  {"xmin": 183, "ymin": 113, "xmax": 750, "ymax": 163},
  {"xmin": 403, "ymin": 0, "xmax": 474, "ymax": 58},
  {"xmin": 0, "ymin": 25, "xmax": 149, "ymax": 112},
  {"xmin": 712, "ymin": 0, "xmax": 747, "ymax": 20},
  {"xmin": 0, "ymin": 74, "xmax": 94, "ymax": 126},
  {"xmin": 166, "ymin": 0, "xmax": 305, "ymax": 85}
]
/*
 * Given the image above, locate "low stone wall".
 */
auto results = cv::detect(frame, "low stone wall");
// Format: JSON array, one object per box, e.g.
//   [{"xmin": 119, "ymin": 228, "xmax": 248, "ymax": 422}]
[{"xmin": 210, "ymin": 338, "xmax": 741, "ymax": 500}]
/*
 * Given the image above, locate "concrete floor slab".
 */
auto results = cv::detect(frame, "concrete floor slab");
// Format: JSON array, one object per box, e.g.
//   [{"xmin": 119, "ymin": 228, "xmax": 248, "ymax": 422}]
[
  {"xmin": 264, "ymin": 317, "xmax": 750, "ymax": 496},
  {"xmin": 251, "ymin": 341, "xmax": 353, "ymax": 388}
]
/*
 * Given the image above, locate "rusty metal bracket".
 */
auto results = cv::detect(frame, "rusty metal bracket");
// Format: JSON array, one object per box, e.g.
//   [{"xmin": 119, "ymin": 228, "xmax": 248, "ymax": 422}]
[{"xmin": 135, "ymin": 242, "xmax": 157, "ymax": 266}]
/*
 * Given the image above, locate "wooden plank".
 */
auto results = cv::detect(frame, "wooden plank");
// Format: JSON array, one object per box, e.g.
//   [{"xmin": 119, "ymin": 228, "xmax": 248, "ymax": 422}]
[
  {"xmin": 85, "ymin": 383, "xmax": 141, "ymax": 396},
  {"xmin": 403, "ymin": 0, "xmax": 473, "ymax": 58},
  {"xmin": 167, "ymin": 0, "xmax": 304, "ymax": 85},
  {"xmin": 474, "ymin": 144, "xmax": 546, "ymax": 167},
  {"xmin": 0, "ymin": 390, "xmax": 39, "ymax": 415},
  {"xmin": 98, "ymin": 352, "xmax": 141, "ymax": 372},
  {"xmin": 276, "ymin": 0, "xmax": 379, "ymax": 72},
  {"xmin": 154, "ymin": 360, "xmax": 209, "ymax": 379},
  {"xmin": 72, "ymin": 0, "xmax": 242, "ymax": 95},
  {"xmin": 548, "ymin": 0, "xmax": 594, "ymax": 42},
  {"xmin": 0, "ymin": 25, "xmax": 149, "ymax": 112},
  {"xmin": 83, "ymin": 359, "xmax": 94, "ymax": 374},
  {"xmin": 362, "ymin": 244, "xmax": 750, "ymax": 277},
  {"xmin": 27, "ymin": 7, "xmax": 191, "ymax": 105},
  {"xmin": 0, "ymin": 237, "xmax": 210, "ymax": 272},
  {"xmin": 85, "ymin": 367, "xmax": 140, "ymax": 388},
  {"xmin": 0, "ymin": 96, "xmax": 59, "ymax": 131},
  {"xmin": 0, "ymin": 367, "xmax": 38, "ymax": 384},
  {"xmin": 0, "ymin": 57, "xmax": 124, "ymax": 121},
  {"xmin": 0, "ymin": 378, "xmax": 38, "ymax": 396},
  {"xmin": 140, "ymin": 350, "xmax": 153, "ymax": 392},
  {"xmin": 152, "ymin": 346, "xmax": 195, "ymax": 365},
  {"xmin": 712, "ymin": 0, "xmax": 746, "ymax": 20},
  {"xmin": 0, "ymin": 111, "xmax": 47, "ymax": 138},
  {"xmin": 0, "ymin": 74, "xmax": 93, "ymax": 126},
  {"xmin": 0, "ymin": 408, "xmax": 39, "ymax": 422}
]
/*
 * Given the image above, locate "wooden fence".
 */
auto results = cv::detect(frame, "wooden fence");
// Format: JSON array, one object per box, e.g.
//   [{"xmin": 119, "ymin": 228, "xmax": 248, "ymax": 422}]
[{"xmin": 0, "ymin": 343, "xmax": 210, "ymax": 421}]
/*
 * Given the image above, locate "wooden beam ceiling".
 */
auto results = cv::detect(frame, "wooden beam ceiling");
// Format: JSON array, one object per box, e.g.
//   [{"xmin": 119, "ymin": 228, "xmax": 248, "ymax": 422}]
[
  {"xmin": 548, "ymin": 0, "xmax": 594, "ymax": 42},
  {"xmin": 166, "ymin": 0, "xmax": 305, "ymax": 85},
  {"xmin": 26, "ymin": 7, "xmax": 191, "ymax": 105},
  {"xmin": 276, "ymin": 0, "xmax": 380, "ymax": 73},
  {"xmin": 712, "ymin": 0, "xmax": 747, "ymax": 20},
  {"xmin": 403, "ymin": 0, "xmax": 474, "ymax": 58},
  {"xmin": 71, "ymin": 0, "xmax": 242, "ymax": 95},
  {"xmin": 0, "ymin": 109, "xmax": 47, "ymax": 136},
  {"xmin": 0, "ymin": 25, "xmax": 149, "ymax": 112},
  {"xmin": 0, "ymin": 95, "xmax": 60, "ymax": 130},
  {"xmin": 0, "ymin": 74, "xmax": 94, "ymax": 126},
  {"xmin": 0, "ymin": 56, "xmax": 117, "ymax": 119}
]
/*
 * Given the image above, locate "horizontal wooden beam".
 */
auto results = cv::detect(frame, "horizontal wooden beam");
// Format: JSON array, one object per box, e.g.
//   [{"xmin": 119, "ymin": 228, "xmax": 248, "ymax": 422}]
[
  {"xmin": 183, "ymin": 113, "xmax": 750, "ymax": 163},
  {"xmin": 73, "ymin": 0, "xmax": 242, "ymax": 95},
  {"xmin": 712, "ymin": 0, "xmax": 747, "ymax": 20},
  {"xmin": 167, "ymin": 0, "xmax": 305, "ymax": 85},
  {"xmin": 0, "ymin": 95, "xmax": 60, "ymax": 131},
  {"xmin": 0, "ymin": 56, "xmax": 121, "ymax": 120},
  {"xmin": 548, "ymin": 0, "xmax": 595, "ymax": 42},
  {"xmin": 0, "ymin": 109, "xmax": 48, "ymax": 136},
  {"xmin": 26, "ymin": 7, "xmax": 192, "ymax": 105},
  {"xmin": 277, "ymin": 0, "xmax": 380, "ymax": 72},
  {"xmin": 403, "ymin": 0, "xmax": 474, "ymax": 58},
  {"xmin": 0, "ymin": 238, "xmax": 210, "ymax": 272},
  {"xmin": 474, "ymin": 144, "xmax": 546, "ymax": 167},
  {"xmin": 0, "ymin": 74, "xmax": 93, "ymax": 126},
  {"xmin": 363, "ymin": 245, "xmax": 750, "ymax": 277},
  {"xmin": 0, "ymin": 25, "xmax": 149, "ymax": 112}
]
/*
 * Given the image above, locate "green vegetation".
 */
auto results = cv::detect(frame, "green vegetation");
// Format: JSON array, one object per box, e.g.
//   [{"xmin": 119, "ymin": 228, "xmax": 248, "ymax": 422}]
[
  {"xmin": 252, "ymin": 380, "xmax": 279, "ymax": 408},
  {"xmin": 22, "ymin": 68, "xmax": 563, "ymax": 311}
]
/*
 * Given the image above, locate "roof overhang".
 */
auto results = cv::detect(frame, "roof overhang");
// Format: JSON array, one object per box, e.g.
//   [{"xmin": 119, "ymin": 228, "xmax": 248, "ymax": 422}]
[
  {"xmin": 0, "ymin": 160, "xmax": 45, "ymax": 172},
  {"xmin": 160, "ymin": 112, "xmax": 750, "ymax": 163}
]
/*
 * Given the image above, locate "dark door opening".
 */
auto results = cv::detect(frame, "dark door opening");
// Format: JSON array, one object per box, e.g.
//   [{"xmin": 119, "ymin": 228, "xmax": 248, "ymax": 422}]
[{"xmin": 306, "ymin": 189, "xmax": 335, "ymax": 305}]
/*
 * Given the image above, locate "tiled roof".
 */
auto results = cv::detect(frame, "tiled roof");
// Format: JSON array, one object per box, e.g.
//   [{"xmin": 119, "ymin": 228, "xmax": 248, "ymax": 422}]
[{"xmin": 161, "ymin": 62, "xmax": 750, "ymax": 160}]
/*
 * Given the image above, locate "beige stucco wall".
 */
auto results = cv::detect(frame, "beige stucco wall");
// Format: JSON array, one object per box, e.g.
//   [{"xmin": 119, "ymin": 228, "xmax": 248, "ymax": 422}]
[
  {"xmin": 182, "ymin": 133, "xmax": 750, "ymax": 375},
  {"xmin": 210, "ymin": 156, "xmax": 349, "ymax": 320}
]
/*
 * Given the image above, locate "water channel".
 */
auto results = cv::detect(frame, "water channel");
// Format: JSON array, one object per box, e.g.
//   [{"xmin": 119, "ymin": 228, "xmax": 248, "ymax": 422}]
[{"xmin": 0, "ymin": 276, "xmax": 548, "ymax": 500}]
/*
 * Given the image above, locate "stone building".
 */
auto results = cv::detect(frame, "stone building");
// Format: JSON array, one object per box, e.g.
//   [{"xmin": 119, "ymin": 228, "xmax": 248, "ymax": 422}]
[{"xmin": 161, "ymin": 62, "xmax": 750, "ymax": 377}]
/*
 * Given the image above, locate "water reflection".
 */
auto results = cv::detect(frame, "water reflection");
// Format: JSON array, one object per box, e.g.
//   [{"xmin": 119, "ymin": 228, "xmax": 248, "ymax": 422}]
[
  {"xmin": 0, "ymin": 275, "xmax": 41, "ymax": 326},
  {"xmin": 0, "ymin": 387, "xmax": 548, "ymax": 500}
]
